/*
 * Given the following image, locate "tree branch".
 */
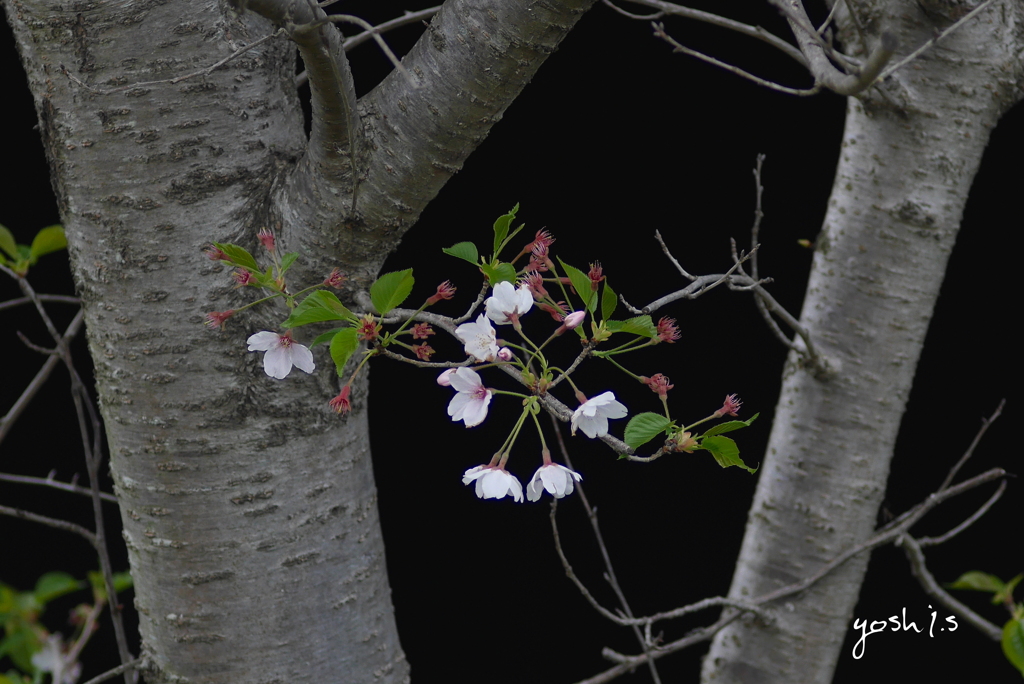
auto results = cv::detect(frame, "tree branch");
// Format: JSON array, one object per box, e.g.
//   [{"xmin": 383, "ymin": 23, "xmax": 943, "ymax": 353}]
[
  {"xmin": 773, "ymin": 0, "xmax": 897, "ymax": 95},
  {"xmin": 240, "ymin": 0, "xmax": 361, "ymax": 212}
]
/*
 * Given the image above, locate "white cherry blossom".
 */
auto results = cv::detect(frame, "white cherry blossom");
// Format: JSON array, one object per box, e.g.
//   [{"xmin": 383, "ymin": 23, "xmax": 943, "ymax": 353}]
[
  {"xmin": 485, "ymin": 280, "xmax": 534, "ymax": 325},
  {"xmin": 454, "ymin": 314, "xmax": 500, "ymax": 361},
  {"xmin": 463, "ymin": 465, "xmax": 523, "ymax": 502},
  {"xmin": 571, "ymin": 391, "xmax": 628, "ymax": 438},
  {"xmin": 246, "ymin": 331, "xmax": 315, "ymax": 379},
  {"xmin": 527, "ymin": 463, "xmax": 582, "ymax": 502},
  {"xmin": 446, "ymin": 367, "xmax": 492, "ymax": 427}
]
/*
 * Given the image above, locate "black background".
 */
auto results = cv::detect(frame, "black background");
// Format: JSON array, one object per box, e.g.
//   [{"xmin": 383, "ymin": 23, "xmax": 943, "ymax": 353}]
[{"xmin": 2, "ymin": 2, "xmax": 1020, "ymax": 682}]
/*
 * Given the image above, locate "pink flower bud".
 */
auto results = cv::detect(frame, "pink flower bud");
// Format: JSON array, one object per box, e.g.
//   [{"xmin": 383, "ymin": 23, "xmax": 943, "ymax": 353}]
[
  {"xmin": 257, "ymin": 228, "xmax": 276, "ymax": 253},
  {"xmin": 323, "ymin": 268, "xmax": 347, "ymax": 289},
  {"xmin": 497, "ymin": 347, "xmax": 513, "ymax": 361},
  {"xmin": 554, "ymin": 310, "xmax": 585, "ymax": 336}
]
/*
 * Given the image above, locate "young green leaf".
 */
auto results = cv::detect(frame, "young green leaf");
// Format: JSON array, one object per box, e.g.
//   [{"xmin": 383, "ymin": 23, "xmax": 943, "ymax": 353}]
[
  {"xmin": 33, "ymin": 572, "xmax": 82, "ymax": 605},
  {"xmin": 948, "ymin": 571, "xmax": 1006, "ymax": 594},
  {"xmin": 28, "ymin": 225, "xmax": 66, "ymax": 265},
  {"xmin": 624, "ymin": 412, "xmax": 673, "ymax": 450},
  {"xmin": 601, "ymin": 280, "xmax": 618, "ymax": 322},
  {"xmin": 492, "ymin": 203, "xmax": 520, "ymax": 256},
  {"xmin": 279, "ymin": 251, "xmax": 300, "ymax": 274},
  {"xmin": 700, "ymin": 413, "xmax": 760, "ymax": 438},
  {"xmin": 480, "ymin": 262, "xmax": 517, "ymax": 286},
  {"xmin": 213, "ymin": 242, "xmax": 259, "ymax": 272},
  {"xmin": 557, "ymin": 257, "xmax": 596, "ymax": 312},
  {"xmin": 698, "ymin": 435, "xmax": 757, "ymax": 473},
  {"xmin": 606, "ymin": 316, "xmax": 657, "ymax": 338},
  {"xmin": 330, "ymin": 328, "xmax": 360, "ymax": 376},
  {"xmin": 0, "ymin": 224, "xmax": 18, "ymax": 260},
  {"xmin": 370, "ymin": 269, "xmax": 415, "ymax": 315},
  {"xmin": 282, "ymin": 291, "xmax": 358, "ymax": 328},
  {"xmin": 310, "ymin": 327, "xmax": 347, "ymax": 348},
  {"xmin": 1002, "ymin": 616, "xmax": 1024, "ymax": 677},
  {"xmin": 442, "ymin": 241, "xmax": 479, "ymax": 265}
]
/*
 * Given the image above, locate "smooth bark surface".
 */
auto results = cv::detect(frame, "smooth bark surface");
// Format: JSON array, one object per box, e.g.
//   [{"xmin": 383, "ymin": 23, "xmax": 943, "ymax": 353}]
[{"xmin": 701, "ymin": 2, "xmax": 1023, "ymax": 682}]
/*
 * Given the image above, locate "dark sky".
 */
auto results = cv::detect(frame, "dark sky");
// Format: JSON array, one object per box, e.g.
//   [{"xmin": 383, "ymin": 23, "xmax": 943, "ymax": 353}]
[{"xmin": 2, "ymin": 2, "xmax": 1021, "ymax": 682}]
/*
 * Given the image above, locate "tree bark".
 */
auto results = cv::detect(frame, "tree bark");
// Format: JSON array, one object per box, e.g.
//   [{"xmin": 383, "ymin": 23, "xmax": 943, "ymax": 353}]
[
  {"xmin": 701, "ymin": 2, "xmax": 1024, "ymax": 682},
  {"xmin": 1, "ymin": 0, "xmax": 595, "ymax": 681}
]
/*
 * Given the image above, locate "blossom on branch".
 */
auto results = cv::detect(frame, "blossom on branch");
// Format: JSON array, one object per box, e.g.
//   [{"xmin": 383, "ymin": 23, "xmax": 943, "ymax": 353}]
[
  {"xmin": 426, "ymin": 280, "xmax": 457, "ymax": 305},
  {"xmin": 455, "ymin": 314, "xmax": 499, "ymax": 361},
  {"xmin": 656, "ymin": 317, "xmax": 681, "ymax": 343},
  {"xmin": 526, "ymin": 463, "xmax": 582, "ymax": 502},
  {"xmin": 330, "ymin": 385, "xmax": 352, "ymax": 414},
  {"xmin": 463, "ymin": 465, "xmax": 523, "ymax": 503},
  {"xmin": 485, "ymin": 281, "xmax": 534, "ymax": 326},
  {"xmin": 205, "ymin": 310, "xmax": 235, "ymax": 329},
  {"xmin": 714, "ymin": 393, "xmax": 742, "ymax": 418},
  {"xmin": 323, "ymin": 268, "xmax": 347, "ymax": 289},
  {"xmin": 246, "ymin": 331, "xmax": 315, "ymax": 379},
  {"xmin": 571, "ymin": 391, "xmax": 628, "ymax": 438},
  {"xmin": 446, "ymin": 367, "xmax": 492, "ymax": 427}
]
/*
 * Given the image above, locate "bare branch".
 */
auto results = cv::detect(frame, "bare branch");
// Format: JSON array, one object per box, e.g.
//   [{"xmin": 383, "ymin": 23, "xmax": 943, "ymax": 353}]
[
  {"xmin": 918, "ymin": 481, "xmax": 1006, "ymax": 548},
  {"xmin": 898, "ymin": 534, "xmax": 1003, "ymax": 641},
  {"xmin": 80, "ymin": 659, "xmax": 144, "ymax": 684},
  {"xmin": 0, "ymin": 504, "xmax": 98, "ymax": 546},
  {"xmin": 653, "ymin": 23, "xmax": 820, "ymax": 97},
  {"xmin": 0, "ymin": 470, "xmax": 118, "ymax": 504},
  {"xmin": 771, "ymin": 0, "xmax": 897, "ymax": 95},
  {"xmin": 342, "ymin": 7, "xmax": 442, "ymax": 52},
  {"xmin": 939, "ymin": 398, "xmax": 1004, "ymax": 492},
  {"xmin": 610, "ymin": 0, "xmax": 806, "ymax": 66},
  {"xmin": 0, "ymin": 307, "xmax": 84, "ymax": 447}
]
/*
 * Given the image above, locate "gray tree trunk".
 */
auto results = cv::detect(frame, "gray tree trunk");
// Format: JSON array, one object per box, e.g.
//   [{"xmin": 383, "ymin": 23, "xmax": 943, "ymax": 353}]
[
  {"xmin": 701, "ymin": 2, "xmax": 1024, "ymax": 682},
  {"xmin": 1, "ymin": 0, "xmax": 595, "ymax": 681}
]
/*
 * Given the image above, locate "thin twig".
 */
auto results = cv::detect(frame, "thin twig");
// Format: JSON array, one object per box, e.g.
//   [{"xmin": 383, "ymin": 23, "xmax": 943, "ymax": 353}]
[
  {"xmin": 0, "ymin": 307, "xmax": 84, "ymax": 447},
  {"xmin": 898, "ymin": 534, "xmax": 1003, "ymax": 641},
  {"xmin": 653, "ymin": 23, "xmax": 820, "ymax": 97},
  {"xmin": 550, "ymin": 416, "xmax": 663, "ymax": 684},
  {"xmin": 939, "ymin": 399, "xmax": 1004, "ymax": 492},
  {"xmin": 0, "ymin": 471, "xmax": 118, "ymax": 504},
  {"xmin": 918, "ymin": 480, "xmax": 1006, "ymax": 548},
  {"xmin": 80, "ymin": 659, "xmax": 144, "ymax": 684},
  {"xmin": 0, "ymin": 294, "xmax": 80, "ymax": 312},
  {"xmin": 0, "ymin": 504, "xmax": 98, "ymax": 546},
  {"xmin": 608, "ymin": 0, "xmax": 806, "ymax": 66}
]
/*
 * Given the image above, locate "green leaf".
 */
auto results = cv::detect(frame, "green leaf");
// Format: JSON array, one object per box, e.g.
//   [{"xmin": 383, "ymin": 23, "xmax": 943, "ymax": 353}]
[
  {"xmin": 700, "ymin": 413, "xmax": 760, "ymax": 438},
  {"xmin": 370, "ymin": 268, "xmax": 414, "ymax": 315},
  {"xmin": 480, "ymin": 262, "xmax": 517, "ymax": 286},
  {"xmin": 442, "ymin": 241, "xmax": 479, "ymax": 265},
  {"xmin": 624, "ymin": 412, "xmax": 673, "ymax": 450},
  {"xmin": 310, "ymin": 327, "xmax": 347, "ymax": 348},
  {"xmin": 557, "ymin": 257, "xmax": 596, "ymax": 312},
  {"xmin": 601, "ymin": 281, "xmax": 618, "ymax": 322},
  {"xmin": 698, "ymin": 435, "xmax": 757, "ymax": 473},
  {"xmin": 606, "ymin": 316, "xmax": 657, "ymax": 338},
  {"xmin": 1002, "ymin": 616, "xmax": 1024, "ymax": 677},
  {"xmin": 998, "ymin": 574, "xmax": 1024, "ymax": 606},
  {"xmin": 282, "ymin": 291, "xmax": 359, "ymax": 328},
  {"xmin": 948, "ymin": 571, "xmax": 1006, "ymax": 594},
  {"xmin": 492, "ymin": 203, "xmax": 520, "ymax": 256},
  {"xmin": 33, "ymin": 572, "xmax": 82, "ymax": 605},
  {"xmin": 213, "ymin": 242, "xmax": 259, "ymax": 272},
  {"xmin": 28, "ymin": 225, "xmax": 66, "ymax": 265},
  {"xmin": 329, "ymin": 328, "xmax": 360, "ymax": 376},
  {"xmin": 0, "ymin": 224, "xmax": 17, "ymax": 260},
  {"xmin": 278, "ymin": 252, "xmax": 300, "ymax": 274}
]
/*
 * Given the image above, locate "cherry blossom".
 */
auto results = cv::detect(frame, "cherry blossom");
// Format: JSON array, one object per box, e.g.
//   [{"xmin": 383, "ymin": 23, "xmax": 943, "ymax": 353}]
[
  {"xmin": 526, "ymin": 463, "xmax": 582, "ymax": 502},
  {"xmin": 436, "ymin": 369, "xmax": 456, "ymax": 386},
  {"xmin": 446, "ymin": 367, "xmax": 492, "ymax": 427},
  {"xmin": 246, "ymin": 331, "xmax": 315, "ymax": 379},
  {"xmin": 571, "ymin": 391, "xmax": 628, "ymax": 438},
  {"xmin": 485, "ymin": 281, "xmax": 534, "ymax": 325},
  {"xmin": 454, "ymin": 314, "xmax": 499, "ymax": 361},
  {"xmin": 462, "ymin": 465, "xmax": 523, "ymax": 502}
]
